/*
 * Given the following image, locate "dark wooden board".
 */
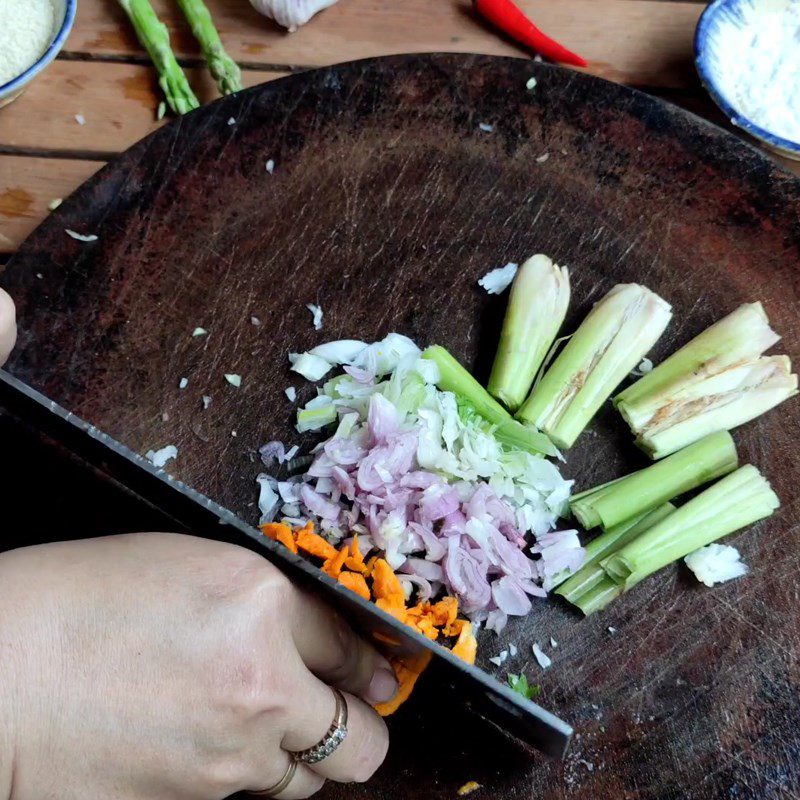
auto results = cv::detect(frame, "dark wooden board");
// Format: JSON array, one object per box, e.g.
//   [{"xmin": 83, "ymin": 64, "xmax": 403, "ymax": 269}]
[{"xmin": 2, "ymin": 54, "xmax": 799, "ymax": 798}]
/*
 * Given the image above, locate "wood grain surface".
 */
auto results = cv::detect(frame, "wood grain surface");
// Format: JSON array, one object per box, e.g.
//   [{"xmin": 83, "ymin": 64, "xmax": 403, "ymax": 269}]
[
  {"xmin": 2, "ymin": 55, "xmax": 799, "ymax": 799},
  {"xmin": 2, "ymin": 0, "xmax": 799, "ymax": 256}
]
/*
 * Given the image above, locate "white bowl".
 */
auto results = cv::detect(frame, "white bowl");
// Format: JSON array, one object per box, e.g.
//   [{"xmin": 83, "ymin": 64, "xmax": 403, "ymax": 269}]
[
  {"xmin": 0, "ymin": 0, "xmax": 77, "ymax": 108},
  {"xmin": 695, "ymin": 0, "xmax": 800, "ymax": 161}
]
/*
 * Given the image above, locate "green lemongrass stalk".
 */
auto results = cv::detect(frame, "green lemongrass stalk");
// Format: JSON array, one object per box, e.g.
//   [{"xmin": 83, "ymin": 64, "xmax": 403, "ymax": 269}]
[
  {"xmin": 488, "ymin": 255, "xmax": 570, "ymax": 412},
  {"xmin": 570, "ymin": 431, "xmax": 737, "ymax": 530},
  {"xmin": 556, "ymin": 503, "xmax": 675, "ymax": 609},
  {"xmin": 174, "ymin": 0, "xmax": 243, "ymax": 95},
  {"xmin": 616, "ymin": 302, "xmax": 779, "ymax": 412},
  {"xmin": 601, "ymin": 465, "xmax": 778, "ymax": 590},
  {"xmin": 629, "ymin": 355, "xmax": 797, "ymax": 459},
  {"xmin": 516, "ymin": 284, "xmax": 672, "ymax": 449},
  {"xmin": 569, "ymin": 576, "xmax": 622, "ymax": 616},
  {"xmin": 422, "ymin": 346, "xmax": 557, "ymax": 457},
  {"xmin": 117, "ymin": 0, "xmax": 200, "ymax": 114}
]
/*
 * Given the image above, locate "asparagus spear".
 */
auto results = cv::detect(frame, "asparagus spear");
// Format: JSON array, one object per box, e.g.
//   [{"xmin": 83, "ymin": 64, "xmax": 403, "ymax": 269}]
[
  {"xmin": 117, "ymin": 0, "xmax": 199, "ymax": 115},
  {"xmin": 174, "ymin": 0, "xmax": 243, "ymax": 95},
  {"xmin": 488, "ymin": 255, "xmax": 570, "ymax": 412}
]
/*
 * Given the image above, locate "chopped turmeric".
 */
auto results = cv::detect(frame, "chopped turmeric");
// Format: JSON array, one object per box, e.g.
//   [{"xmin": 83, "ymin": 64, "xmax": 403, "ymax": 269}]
[
  {"xmin": 375, "ymin": 598, "xmax": 407, "ymax": 622},
  {"xmin": 451, "ymin": 621, "xmax": 478, "ymax": 665},
  {"xmin": 322, "ymin": 545, "xmax": 348, "ymax": 579},
  {"xmin": 259, "ymin": 522, "xmax": 298, "ymax": 553},
  {"xmin": 431, "ymin": 596, "xmax": 458, "ymax": 628},
  {"xmin": 372, "ymin": 558, "xmax": 406, "ymax": 607},
  {"xmin": 457, "ymin": 781, "xmax": 482, "ymax": 796},
  {"xmin": 374, "ymin": 658, "xmax": 423, "ymax": 717},
  {"xmin": 295, "ymin": 522, "xmax": 337, "ymax": 561},
  {"xmin": 337, "ymin": 571, "xmax": 370, "ymax": 601},
  {"xmin": 344, "ymin": 533, "xmax": 368, "ymax": 574},
  {"xmin": 364, "ymin": 555, "xmax": 378, "ymax": 577}
]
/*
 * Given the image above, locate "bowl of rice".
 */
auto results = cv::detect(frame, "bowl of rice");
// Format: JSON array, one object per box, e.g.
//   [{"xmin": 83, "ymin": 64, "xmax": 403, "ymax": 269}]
[{"xmin": 0, "ymin": 0, "xmax": 77, "ymax": 108}]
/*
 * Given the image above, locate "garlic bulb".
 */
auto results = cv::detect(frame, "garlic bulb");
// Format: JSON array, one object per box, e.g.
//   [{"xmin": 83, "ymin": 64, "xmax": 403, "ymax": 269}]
[{"xmin": 249, "ymin": 0, "xmax": 339, "ymax": 32}]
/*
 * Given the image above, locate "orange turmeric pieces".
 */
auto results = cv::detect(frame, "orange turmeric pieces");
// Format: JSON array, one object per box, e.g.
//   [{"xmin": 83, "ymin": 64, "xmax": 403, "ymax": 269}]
[
  {"xmin": 337, "ymin": 571, "xmax": 370, "ymax": 600},
  {"xmin": 261, "ymin": 519, "xmax": 478, "ymax": 711}
]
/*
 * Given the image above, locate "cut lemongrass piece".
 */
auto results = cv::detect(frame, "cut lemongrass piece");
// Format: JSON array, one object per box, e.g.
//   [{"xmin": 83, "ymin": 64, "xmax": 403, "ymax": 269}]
[
  {"xmin": 555, "ymin": 503, "xmax": 676, "ymax": 603},
  {"xmin": 516, "ymin": 284, "xmax": 672, "ymax": 449},
  {"xmin": 487, "ymin": 254, "xmax": 570, "ymax": 412},
  {"xmin": 600, "ymin": 465, "xmax": 778, "ymax": 591},
  {"xmin": 570, "ymin": 576, "xmax": 622, "ymax": 616},
  {"xmin": 569, "ymin": 431, "xmax": 737, "ymax": 530},
  {"xmin": 296, "ymin": 403, "xmax": 337, "ymax": 432},
  {"xmin": 422, "ymin": 345, "xmax": 557, "ymax": 457},
  {"xmin": 630, "ymin": 355, "xmax": 797, "ymax": 459},
  {"xmin": 616, "ymin": 302, "xmax": 779, "ymax": 412}
]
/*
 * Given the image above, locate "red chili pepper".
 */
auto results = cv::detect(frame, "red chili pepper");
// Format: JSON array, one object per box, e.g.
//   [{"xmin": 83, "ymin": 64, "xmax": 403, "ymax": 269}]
[{"xmin": 473, "ymin": 0, "xmax": 588, "ymax": 68}]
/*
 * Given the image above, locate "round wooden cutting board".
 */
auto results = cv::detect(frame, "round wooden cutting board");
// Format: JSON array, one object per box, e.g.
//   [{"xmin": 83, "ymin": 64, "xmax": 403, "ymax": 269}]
[{"xmin": 2, "ymin": 54, "xmax": 799, "ymax": 798}]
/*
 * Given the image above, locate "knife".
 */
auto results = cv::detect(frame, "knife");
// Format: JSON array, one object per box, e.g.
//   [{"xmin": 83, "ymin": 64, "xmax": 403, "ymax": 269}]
[{"xmin": 0, "ymin": 368, "xmax": 572, "ymax": 757}]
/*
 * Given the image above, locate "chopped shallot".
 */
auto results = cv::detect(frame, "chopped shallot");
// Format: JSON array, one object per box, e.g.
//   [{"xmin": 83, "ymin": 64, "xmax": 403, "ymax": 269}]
[
  {"xmin": 306, "ymin": 303, "xmax": 324, "ymax": 330},
  {"xmin": 532, "ymin": 642, "xmax": 552, "ymax": 669},
  {"xmin": 146, "ymin": 445, "xmax": 178, "ymax": 468},
  {"xmin": 685, "ymin": 543, "xmax": 748, "ymax": 587},
  {"xmin": 478, "ymin": 262, "xmax": 518, "ymax": 295}
]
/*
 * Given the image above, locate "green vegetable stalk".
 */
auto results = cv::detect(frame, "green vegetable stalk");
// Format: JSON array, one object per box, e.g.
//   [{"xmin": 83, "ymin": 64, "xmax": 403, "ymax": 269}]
[
  {"xmin": 488, "ymin": 255, "xmax": 570, "ymax": 412},
  {"xmin": 569, "ymin": 431, "xmax": 738, "ymax": 530},
  {"xmin": 601, "ymin": 465, "xmax": 778, "ymax": 591},
  {"xmin": 615, "ymin": 302, "xmax": 797, "ymax": 459},
  {"xmin": 516, "ymin": 284, "xmax": 672, "ymax": 450},
  {"xmin": 422, "ymin": 345, "xmax": 557, "ymax": 457},
  {"xmin": 117, "ymin": 0, "xmax": 200, "ymax": 115},
  {"xmin": 174, "ymin": 0, "xmax": 243, "ymax": 95},
  {"xmin": 555, "ymin": 503, "xmax": 675, "ymax": 613}
]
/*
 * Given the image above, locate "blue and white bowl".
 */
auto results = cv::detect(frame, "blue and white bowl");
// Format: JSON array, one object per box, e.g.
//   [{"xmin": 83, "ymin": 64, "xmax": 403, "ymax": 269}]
[
  {"xmin": 0, "ymin": 0, "xmax": 77, "ymax": 108},
  {"xmin": 695, "ymin": 0, "xmax": 800, "ymax": 161}
]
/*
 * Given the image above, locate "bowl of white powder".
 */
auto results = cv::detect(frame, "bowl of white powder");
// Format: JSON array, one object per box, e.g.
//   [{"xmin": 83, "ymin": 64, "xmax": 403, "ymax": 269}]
[
  {"xmin": 696, "ymin": 0, "xmax": 800, "ymax": 161},
  {"xmin": 0, "ymin": 0, "xmax": 77, "ymax": 107}
]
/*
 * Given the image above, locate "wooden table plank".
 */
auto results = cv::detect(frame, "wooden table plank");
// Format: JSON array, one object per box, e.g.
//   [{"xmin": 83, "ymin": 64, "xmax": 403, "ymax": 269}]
[
  {"xmin": 0, "ymin": 61, "xmax": 286, "ymax": 155},
  {"xmin": 0, "ymin": 157, "xmax": 101, "ymax": 253},
  {"xmin": 65, "ymin": 0, "xmax": 703, "ymax": 88}
]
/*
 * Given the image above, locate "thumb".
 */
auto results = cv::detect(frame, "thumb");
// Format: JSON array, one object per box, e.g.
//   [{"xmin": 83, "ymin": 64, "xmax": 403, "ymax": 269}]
[{"xmin": 0, "ymin": 288, "xmax": 17, "ymax": 366}]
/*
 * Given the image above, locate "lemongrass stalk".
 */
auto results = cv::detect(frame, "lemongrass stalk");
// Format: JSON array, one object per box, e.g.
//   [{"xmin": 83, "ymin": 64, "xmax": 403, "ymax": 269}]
[
  {"xmin": 174, "ymin": 0, "xmax": 243, "ymax": 95},
  {"xmin": 570, "ymin": 431, "xmax": 737, "ymax": 530},
  {"xmin": 570, "ymin": 576, "xmax": 622, "ymax": 616},
  {"xmin": 601, "ymin": 465, "xmax": 778, "ymax": 590},
  {"xmin": 488, "ymin": 255, "xmax": 570, "ymax": 411},
  {"xmin": 422, "ymin": 346, "xmax": 557, "ymax": 457},
  {"xmin": 555, "ymin": 503, "xmax": 675, "ymax": 605},
  {"xmin": 630, "ymin": 355, "xmax": 797, "ymax": 459},
  {"xmin": 516, "ymin": 284, "xmax": 672, "ymax": 449},
  {"xmin": 117, "ymin": 0, "xmax": 200, "ymax": 114},
  {"xmin": 616, "ymin": 302, "xmax": 779, "ymax": 411}
]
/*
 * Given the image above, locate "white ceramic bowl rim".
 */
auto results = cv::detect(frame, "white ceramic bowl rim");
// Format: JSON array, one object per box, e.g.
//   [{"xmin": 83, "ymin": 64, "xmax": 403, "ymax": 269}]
[
  {"xmin": 695, "ymin": 0, "xmax": 800, "ymax": 156},
  {"xmin": 0, "ymin": 0, "xmax": 78, "ymax": 95}
]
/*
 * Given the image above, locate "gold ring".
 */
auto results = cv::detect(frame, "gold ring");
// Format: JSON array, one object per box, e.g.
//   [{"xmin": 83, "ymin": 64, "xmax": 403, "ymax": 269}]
[
  {"xmin": 291, "ymin": 687, "xmax": 349, "ymax": 765},
  {"xmin": 250, "ymin": 758, "xmax": 298, "ymax": 798}
]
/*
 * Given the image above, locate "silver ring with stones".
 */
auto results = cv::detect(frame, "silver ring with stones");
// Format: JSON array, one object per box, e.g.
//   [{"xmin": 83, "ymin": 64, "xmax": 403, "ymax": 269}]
[{"xmin": 291, "ymin": 687, "xmax": 348, "ymax": 765}]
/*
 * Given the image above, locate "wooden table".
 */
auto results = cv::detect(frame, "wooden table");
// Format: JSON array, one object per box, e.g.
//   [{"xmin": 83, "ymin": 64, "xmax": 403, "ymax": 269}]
[{"xmin": 2, "ymin": 3, "xmax": 799, "ymax": 799}]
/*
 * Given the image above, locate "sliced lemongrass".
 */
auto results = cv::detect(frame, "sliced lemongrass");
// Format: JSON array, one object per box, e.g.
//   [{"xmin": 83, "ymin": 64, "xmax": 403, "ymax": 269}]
[
  {"xmin": 296, "ymin": 403, "xmax": 337, "ymax": 432},
  {"xmin": 631, "ymin": 355, "xmax": 797, "ymax": 459},
  {"xmin": 600, "ymin": 465, "xmax": 778, "ymax": 591},
  {"xmin": 421, "ymin": 345, "xmax": 556, "ymax": 457},
  {"xmin": 570, "ymin": 431, "xmax": 737, "ymax": 530},
  {"xmin": 555, "ymin": 503, "xmax": 675, "ymax": 604},
  {"xmin": 570, "ymin": 576, "xmax": 622, "ymax": 616},
  {"xmin": 516, "ymin": 284, "xmax": 672, "ymax": 449},
  {"xmin": 487, "ymin": 254, "xmax": 570, "ymax": 412},
  {"xmin": 616, "ymin": 302, "xmax": 779, "ymax": 412}
]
